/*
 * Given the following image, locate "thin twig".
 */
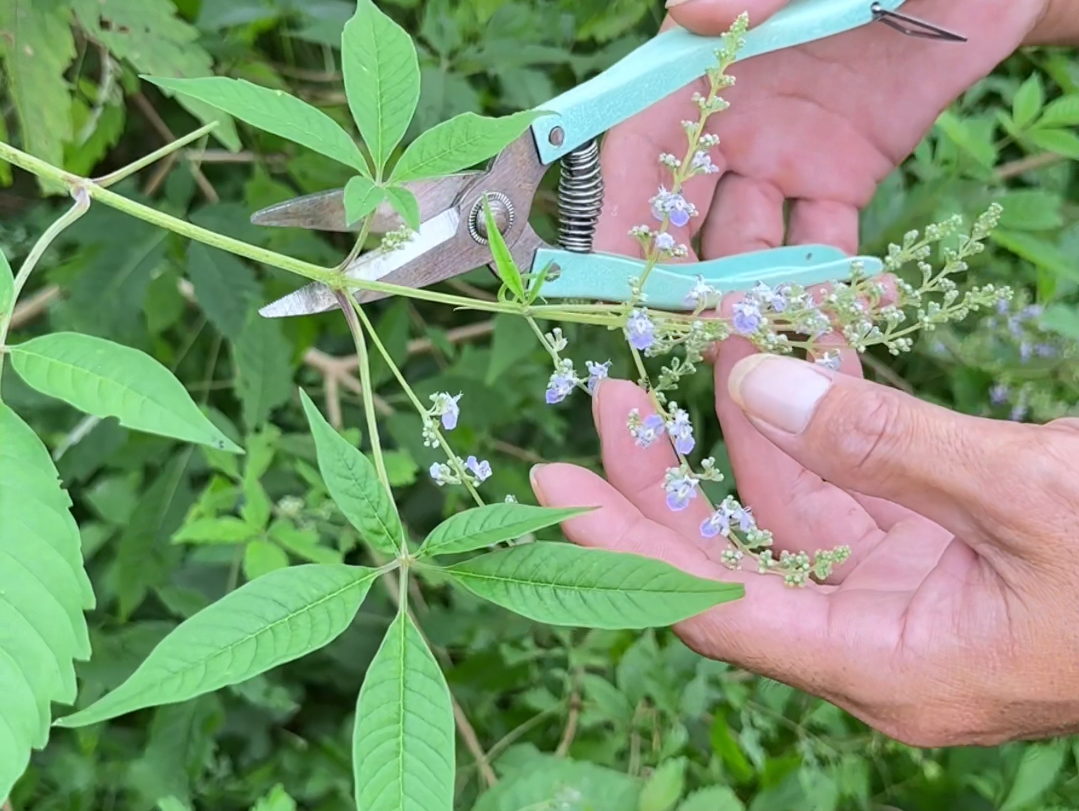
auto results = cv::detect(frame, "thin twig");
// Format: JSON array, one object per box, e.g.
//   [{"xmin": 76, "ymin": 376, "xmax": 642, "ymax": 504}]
[
  {"xmin": 131, "ymin": 93, "xmax": 218, "ymax": 203},
  {"xmin": 10, "ymin": 285, "xmax": 62, "ymax": 329},
  {"xmin": 446, "ymin": 278, "xmax": 498, "ymax": 301},
  {"xmin": 995, "ymin": 151, "xmax": 1063, "ymax": 180},
  {"xmin": 861, "ymin": 351, "xmax": 914, "ymax": 394},
  {"xmin": 491, "ymin": 440, "xmax": 547, "ymax": 465},
  {"xmin": 555, "ymin": 685, "xmax": 581, "ymax": 757}
]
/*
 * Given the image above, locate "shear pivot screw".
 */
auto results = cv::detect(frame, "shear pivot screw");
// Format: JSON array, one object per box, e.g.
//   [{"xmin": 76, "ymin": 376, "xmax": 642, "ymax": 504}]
[
  {"xmin": 468, "ymin": 192, "xmax": 515, "ymax": 245},
  {"xmin": 548, "ymin": 127, "xmax": 565, "ymax": 146}
]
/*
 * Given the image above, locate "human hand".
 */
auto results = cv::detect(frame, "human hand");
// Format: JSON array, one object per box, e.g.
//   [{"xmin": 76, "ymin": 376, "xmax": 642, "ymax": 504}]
[
  {"xmin": 593, "ymin": 0, "xmax": 1050, "ymax": 260},
  {"xmin": 529, "ymin": 353, "xmax": 1079, "ymax": 746}
]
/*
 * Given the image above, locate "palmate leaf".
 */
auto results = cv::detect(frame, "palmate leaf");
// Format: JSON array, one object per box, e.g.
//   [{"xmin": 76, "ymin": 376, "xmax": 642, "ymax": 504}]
[
  {"xmin": 390, "ymin": 110, "xmax": 543, "ymax": 183},
  {"xmin": 419, "ymin": 503, "xmax": 590, "ymax": 557},
  {"xmin": 343, "ymin": 175, "xmax": 388, "ymax": 227},
  {"xmin": 352, "ymin": 610, "xmax": 454, "ymax": 811},
  {"xmin": 8, "ymin": 332, "xmax": 242, "ymax": 453},
  {"xmin": 300, "ymin": 390, "xmax": 403, "ymax": 556},
  {"xmin": 0, "ymin": 404, "xmax": 94, "ymax": 801},
  {"xmin": 70, "ymin": 0, "xmax": 240, "ymax": 150},
  {"xmin": 342, "ymin": 0, "xmax": 420, "ymax": 175},
  {"xmin": 0, "ymin": 0, "xmax": 76, "ymax": 174},
  {"xmin": 443, "ymin": 542, "xmax": 743, "ymax": 629},
  {"xmin": 144, "ymin": 76, "xmax": 367, "ymax": 172},
  {"xmin": 57, "ymin": 564, "xmax": 378, "ymax": 728}
]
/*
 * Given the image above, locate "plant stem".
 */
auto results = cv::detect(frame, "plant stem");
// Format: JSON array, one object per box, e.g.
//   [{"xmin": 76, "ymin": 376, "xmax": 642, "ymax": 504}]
[
  {"xmin": 336, "ymin": 292, "xmax": 392, "ymax": 498},
  {"xmin": 0, "ymin": 188, "xmax": 92, "ymax": 387},
  {"xmin": 349, "ymin": 295, "xmax": 485, "ymax": 509},
  {"xmin": 94, "ymin": 122, "xmax": 219, "ymax": 188}
]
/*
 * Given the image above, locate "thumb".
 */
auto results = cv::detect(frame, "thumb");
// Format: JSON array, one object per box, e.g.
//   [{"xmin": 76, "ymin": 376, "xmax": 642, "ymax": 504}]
[
  {"xmin": 665, "ymin": 0, "xmax": 790, "ymax": 35},
  {"xmin": 725, "ymin": 353, "xmax": 1071, "ymax": 561}
]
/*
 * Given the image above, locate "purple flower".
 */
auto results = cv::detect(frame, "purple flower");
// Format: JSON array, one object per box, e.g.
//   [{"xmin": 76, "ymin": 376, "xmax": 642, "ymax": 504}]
[
  {"xmin": 625, "ymin": 309, "xmax": 656, "ymax": 351},
  {"xmin": 700, "ymin": 510, "xmax": 730, "ymax": 539},
  {"xmin": 815, "ymin": 351, "xmax": 842, "ymax": 371},
  {"xmin": 1035, "ymin": 343, "xmax": 1057, "ymax": 358},
  {"xmin": 664, "ymin": 470, "xmax": 699, "ymax": 512},
  {"xmin": 732, "ymin": 299, "xmax": 763, "ymax": 335},
  {"xmin": 546, "ymin": 360, "xmax": 579, "ymax": 404},
  {"xmin": 1020, "ymin": 342, "xmax": 1033, "ymax": 363},
  {"xmin": 650, "ymin": 187, "xmax": 695, "ymax": 228},
  {"xmin": 750, "ymin": 282, "xmax": 789, "ymax": 313},
  {"xmin": 691, "ymin": 149, "xmax": 719, "ymax": 175},
  {"xmin": 585, "ymin": 360, "xmax": 610, "ymax": 394},
  {"xmin": 430, "ymin": 462, "xmax": 452, "ymax": 487},
  {"xmin": 989, "ymin": 384, "xmax": 1009, "ymax": 406},
  {"xmin": 685, "ymin": 276, "xmax": 717, "ymax": 308},
  {"xmin": 465, "ymin": 455, "xmax": 492, "ymax": 483},
  {"xmin": 665, "ymin": 408, "xmax": 695, "ymax": 455},
  {"xmin": 1009, "ymin": 404, "xmax": 1029, "ymax": 422},
  {"xmin": 631, "ymin": 413, "xmax": 665, "ymax": 448},
  {"xmin": 700, "ymin": 499, "xmax": 755, "ymax": 538},
  {"xmin": 430, "ymin": 392, "xmax": 462, "ymax": 431},
  {"xmin": 654, "ymin": 232, "xmax": 676, "ymax": 253}
]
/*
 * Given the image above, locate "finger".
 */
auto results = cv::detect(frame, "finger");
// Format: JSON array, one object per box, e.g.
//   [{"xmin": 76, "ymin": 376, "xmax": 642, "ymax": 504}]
[
  {"xmin": 786, "ymin": 198, "xmax": 860, "ymax": 255},
  {"xmin": 726, "ymin": 353, "xmax": 1077, "ymax": 564},
  {"xmin": 529, "ymin": 461, "xmax": 872, "ymax": 699},
  {"xmin": 698, "ymin": 172, "xmax": 785, "ymax": 257},
  {"xmin": 712, "ymin": 335, "xmax": 885, "ymax": 579},
  {"xmin": 592, "ymin": 379, "xmax": 717, "ymax": 551},
  {"xmin": 666, "ymin": 0, "xmax": 791, "ymax": 34}
]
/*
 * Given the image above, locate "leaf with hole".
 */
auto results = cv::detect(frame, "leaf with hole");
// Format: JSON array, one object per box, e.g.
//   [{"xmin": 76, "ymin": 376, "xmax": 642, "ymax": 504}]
[
  {"xmin": 56, "ymin": 563, "xmax": 377, "ymax": 727},
  {"xmin": 420, "ymin": 502, "xmax": 589, "ymax": 557},
  {"xmin": 341, "ymin": 0, "xmax": 420, "ymax": 175},
  {"xmin": 443, "ymin": 542, "xmax": 743, "ymax": 629},
  {"xmin": 143, "ymin": 76, "xmax": 367, "ymax": 172},
  {"xmin": 0, "ymin": 404, "xmax": 94, "ymax": 800},
  {"xmin": 391, "ymin": 110, "xmax": 543, "ymax": 182},
  {"xmin": 352, "ymin": 610, "xmax": 455, "ymax": 811},
  {"xmin": 8, "ymin": 332, "xmax": 242, "ymax": 452},
  {"xmin": 300, "ymin": 389, "xmax": 403, "ymax": 555}
]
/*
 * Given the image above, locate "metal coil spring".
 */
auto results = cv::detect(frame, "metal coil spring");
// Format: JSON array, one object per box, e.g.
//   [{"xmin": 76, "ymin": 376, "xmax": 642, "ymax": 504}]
[{"xmin": 557, "ymin": 140, "xmax": 604, "ymax": 253}]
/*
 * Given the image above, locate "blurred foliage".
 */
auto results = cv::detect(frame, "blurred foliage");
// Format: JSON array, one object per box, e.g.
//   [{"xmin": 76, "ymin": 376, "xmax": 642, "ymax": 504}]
[{"xmin": 2, "ymin": 0, "xmax": 1079, "ymax": 809}]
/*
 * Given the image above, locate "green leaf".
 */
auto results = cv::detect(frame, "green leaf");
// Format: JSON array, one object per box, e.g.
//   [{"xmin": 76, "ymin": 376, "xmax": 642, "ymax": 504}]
[
  {"xmin": 300, "ymin": 389, "xmax": 403, "ymax": 555},
  {"xmin": 243, "ymin": 540, "xmax": 290, "ymax": 580},
  {"xmin": 420, "ymin": 503, "xmax": 588, "ymax": 557},
  {"xmin": 1012, "ymin": 74, "xmax": 1044, "ymax": 129},
  {"xmin": 1000, "ymin": 740, "xmax": 1068, "ymax": 811},
  {"xmin": 143, "ymin": 76, "xmax": 367, "ymax": 171},
  {"xmin": 0, "ymin": 0, "xmax": 75, "ymax": 176},
  {"xmin": 343, "ymin": 175, "xmax": 388, "ymax": 226},
  {"xmin": 639, "ymin": 758, "xmax": 687, "ymax": 811},
  {"xmin": 0, "ymin": 248, "xmax": 12, "ymax": 318},
  {"xmin": 341, "ymin": 0, "xmax": 421, "ymax": 175},
  {"xmin": 352, "ymin": 610, "xmax": 454, "ymax": 811},
  {"xmin": 70, "ymin": 0, "xmax": 240, "ymax": 150},
  {"xmin": 710, "ymin": 714, "xmax": 754, "ymax": 784},
  {"xmin": 173, "ymin": 517, "xmax": 257, "ymax": 545},
  {"xmin": 995, "ymin": 191, "xmax": 1063, "ymax": 231},
  {"xmin": 678, "ymin": 787, "xmax": 745, "ymax": 811},
  {"xmin": 391, "ymin": 110, "xmax": 542, "ymax": 182},
  {"xmin": 56, "ymin": 564, "xmax": 378, "ymax": 727},
  {"xmin": 1038, "ymin": 95, "xmax": 1079, "ymax": 128},
  {"xmin": 186, "ymin": 244, "xmax": 261, "ymax": 342},
  {"xmin": 472, "ymin": 753, "xmax": 641, "ymax": 811},
  {"xmin": 8, "ymin": 333, "xmax": 242, "ymax": 452},
  {"xmin": 1026, "ymin": 127, "xmax": 1079, "ymax": 159},
  {"xmin": 385, "ymin": 185, "xmax": 421, "ymax": 230},
  {"xmin": 1040, "ymin": 304, "xmax": 1079, "ymax": 341},
  {"xmin": 233, "ymin": 312, "xmax": 294, "ymax": 431},
  {"xmin": 252, "ymin": 785, "xmax": 297, "ymax": 811},
  {"xmin": 443, "ymin": 542, "xmax": 743, "ymax": 629},
  {"xmin": 483, "ymin": 195, "xmax": 526, "ymax": 300},
  {"xmin": 0, "ymin": 404, "xmax": 94, "ymax": 800},
  {"xmin": 993, "ymin": 229, "xmax": 1079, "ymax": 284}
]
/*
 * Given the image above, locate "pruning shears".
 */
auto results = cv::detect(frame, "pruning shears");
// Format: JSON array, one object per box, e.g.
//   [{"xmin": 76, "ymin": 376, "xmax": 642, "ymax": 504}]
[{"xmin": 251, "ymin": 0, "xmax": 965, "ymax": 318}]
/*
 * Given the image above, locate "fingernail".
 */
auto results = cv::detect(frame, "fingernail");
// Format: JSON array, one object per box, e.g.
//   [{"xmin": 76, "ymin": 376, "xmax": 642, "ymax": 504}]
[
  {"xmin": 727, "ymin": 355, "xmax": 833, "ymax": 434},
  {"xmin": 665, "ymin": 0, "xmax": 695, "ymax": 6},
  {"xmin": 529, "ymin": 464, "xmax": 548, "ymax": 499},
  {"xmin": 590, "ymin": 378, "xmax": 605, "ymax": 426}
]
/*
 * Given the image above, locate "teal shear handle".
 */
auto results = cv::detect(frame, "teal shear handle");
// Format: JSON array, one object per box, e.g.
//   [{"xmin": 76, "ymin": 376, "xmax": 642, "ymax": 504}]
[
  {"xmin": 535, "ymin": 246, "xmax": 884, "ymax": 309},
  {"xmin": 531, "ymin": 0, "xmax": 905, "ymax": 163}
]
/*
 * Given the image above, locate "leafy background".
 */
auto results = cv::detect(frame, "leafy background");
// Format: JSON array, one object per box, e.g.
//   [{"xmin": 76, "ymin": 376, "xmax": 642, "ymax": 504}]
[{"xmin": 2, "ymin": 0, "xmax": 1079, "ymax": 809}]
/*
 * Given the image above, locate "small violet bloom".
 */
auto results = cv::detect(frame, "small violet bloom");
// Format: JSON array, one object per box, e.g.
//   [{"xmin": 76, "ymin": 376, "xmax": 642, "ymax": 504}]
[
  {"xmin": 685, "ymin": 275, "xmax": 717, "ymax": 308},
  {"xmin": 585, "ymin": 360, "xmax": 611, "ymax": 394},
  {"xmin": 625, "ymin": 308, "xmax": 656, "ymax": 351},
  {"xmin": 631, "ymin": 413, "xmax": 666, "ymax": 448},
  {"xmin": 465, "ymin": 455, "xmax": 492, "ymax": 484},
  {"xmin": 654, "ymin": 232, "xmax": 677, "ymax": 253},
  {"xmin": 664, "ymin": 468, "xmax": 699, "ymax": 512},
  {"xmin": 700, "ymin": 510, "xmax": 729, "ymax": 539},
  {"xmin": 989, "ymin": 383, "xmax": 1009, "ymax": 406},
  {"xmin": 732, "ymin": 299, "xmax": 763, "ymax": 335},
  {"xmin": 665, "ymin": 407, "xmax": 695, "ymax": 455},
  {"xmin": 691, "ymin": 149, "xmax": 720, "ymax": 175},
  {"xmin": 430, "ymin": 462, "xmax": 453, "ymax": 487},
  {"xmin": 430, "ymin": 392, "xmax": 462, "ymax": 431},
  {"xmin": 650, "ymin": 187, "xmax": 695, "ymax": 228},
  {"xmin": 700, "ymin": 499, "xmax": 755, "ymax": 538},
  {"xmin": 546, "ymin": 359, "xmax": 579, "ymax": 405}
]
